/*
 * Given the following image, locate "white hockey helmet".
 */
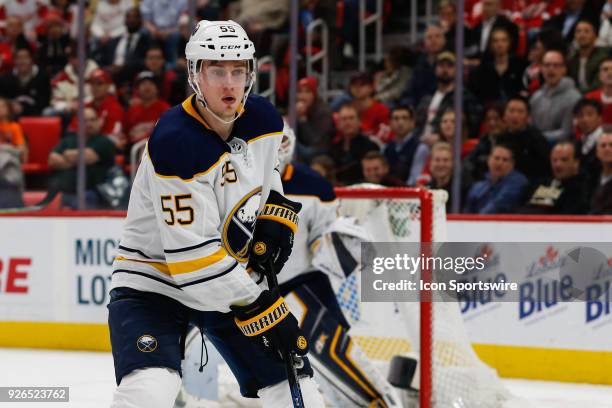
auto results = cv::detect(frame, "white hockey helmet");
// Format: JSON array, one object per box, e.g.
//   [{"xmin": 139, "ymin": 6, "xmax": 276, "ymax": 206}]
[
  {"xmin": 185, "ymin": 20, "xmax": 256, "ymax": 123},
  {"xmin": 278, "ymin": 120, "xmax": 296, "ymax": 173}
]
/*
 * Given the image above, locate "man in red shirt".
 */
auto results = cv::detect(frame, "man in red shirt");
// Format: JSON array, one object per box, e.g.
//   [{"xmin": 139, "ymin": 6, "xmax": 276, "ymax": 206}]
[
  {"xmin": 585, "ymin": 57, "xmax": 612, "ymax": 126},
  {"xmin": 124, "ymin": 70, "xmax": 169, "ymax": 158},
  {"xmin": 68, "ymin": 68, "xmax": 125, "ymax": 148}
]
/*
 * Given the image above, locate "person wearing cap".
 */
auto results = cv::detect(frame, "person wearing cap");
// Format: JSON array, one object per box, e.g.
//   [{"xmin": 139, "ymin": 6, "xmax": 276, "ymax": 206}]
[
  {"xmin": 123, "ymin": 70, "xmax": 170, "ymax": 153},
  {"xmin": 330, "ymin": 71, "xmax": 390, "ymax": 140},
  {"xmin": 415, "ymin": 50, "xmax": 482, "ymax": 145},
  {"xmin": 65, "ymin": 68, "xmax": 125, "ymax": 149},
  {"xmin": 295, "ymin": 76, "xmax": 334, "ymax": 162},
  {"xmin": 0, "ymin": 46, "xmax": 51, "ymax": 117}
]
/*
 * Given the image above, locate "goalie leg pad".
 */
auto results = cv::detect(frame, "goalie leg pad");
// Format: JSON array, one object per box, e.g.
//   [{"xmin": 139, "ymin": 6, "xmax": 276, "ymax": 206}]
[{"xmin": 281, "ymin": 272, "xmax": 402, "ymax": 407}]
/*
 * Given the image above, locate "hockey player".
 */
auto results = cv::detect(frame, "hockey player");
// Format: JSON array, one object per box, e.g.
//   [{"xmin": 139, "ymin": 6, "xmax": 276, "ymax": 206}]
[
  {"xmin": 108, "ymin": 20, "xmax": 325, "ymax": 408},
  {"xmin": 178, "ymin": 124, "xmax": 403, "ymax": 407}
]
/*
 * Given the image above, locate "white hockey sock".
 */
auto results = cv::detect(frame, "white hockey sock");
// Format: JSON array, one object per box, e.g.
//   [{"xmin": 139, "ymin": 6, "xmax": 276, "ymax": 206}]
[
  {"xmin": 111, "ymin": 367, "xmax": 181, "ymax": 408},
  {"xmin": 258, "ymin": 376, "xmax": 326, "ymax": 408}
]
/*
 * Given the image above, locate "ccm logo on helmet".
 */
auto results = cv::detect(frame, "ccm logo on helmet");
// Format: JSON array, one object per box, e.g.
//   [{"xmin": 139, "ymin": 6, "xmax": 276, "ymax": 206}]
[{"xmin": 220, "ymin": 45, "xmax": 242, "ymax": 49}]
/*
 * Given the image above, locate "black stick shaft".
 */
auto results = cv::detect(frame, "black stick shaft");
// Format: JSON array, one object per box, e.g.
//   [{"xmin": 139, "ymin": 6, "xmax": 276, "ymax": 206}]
[{"xmin": 266, "ymin": 260, "xmax": 305, "ymax": 408}]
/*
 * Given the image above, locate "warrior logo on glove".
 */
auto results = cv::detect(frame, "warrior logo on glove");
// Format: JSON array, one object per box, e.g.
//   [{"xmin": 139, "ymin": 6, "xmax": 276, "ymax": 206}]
[{"xmin": 235, "ymin": 297, "xmax": 290, "ymax": 336}]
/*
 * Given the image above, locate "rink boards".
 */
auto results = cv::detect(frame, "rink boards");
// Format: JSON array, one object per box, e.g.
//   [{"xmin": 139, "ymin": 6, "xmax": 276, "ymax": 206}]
[{"xmin": 0, "ymin": 213, "xmax": 611, "ymax": 385}]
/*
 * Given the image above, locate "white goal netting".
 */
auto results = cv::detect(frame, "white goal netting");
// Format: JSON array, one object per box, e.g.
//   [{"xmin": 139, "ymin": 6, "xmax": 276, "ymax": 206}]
[{"xmin": 335, "ymin": 185, "xmax": 513, "ymax": 408}]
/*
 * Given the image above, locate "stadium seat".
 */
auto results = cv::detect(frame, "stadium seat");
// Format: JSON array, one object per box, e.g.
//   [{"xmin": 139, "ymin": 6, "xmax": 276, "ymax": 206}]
[
  {"xmin": 22, "ymin": 190, "xmax": 62, "ymax": 210},
  {"xmin": 20, "ymin": 116, "xmax": 62, "ymax": 174}
]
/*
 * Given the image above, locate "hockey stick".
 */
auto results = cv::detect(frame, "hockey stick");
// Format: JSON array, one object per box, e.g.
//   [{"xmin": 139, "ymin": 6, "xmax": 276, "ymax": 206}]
[{"xmin": 266, "ymin": 259, "xmax": 306, "ymax": 408}]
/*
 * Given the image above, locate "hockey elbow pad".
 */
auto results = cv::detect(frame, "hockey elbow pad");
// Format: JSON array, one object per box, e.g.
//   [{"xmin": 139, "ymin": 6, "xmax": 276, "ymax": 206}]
[
  {"xmin": 231, "ymin": 289, "xmax": 309, "ymax": 360},
  {"xmin": 248, "ymin": 190, "xmax": 302, "ymax": 277}
]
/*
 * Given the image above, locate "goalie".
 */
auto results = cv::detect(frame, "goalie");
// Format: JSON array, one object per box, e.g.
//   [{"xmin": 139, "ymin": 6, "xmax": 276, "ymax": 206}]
[{"xmin": 177, "ymin": 124, "xmax": 403, "ymax": 407}]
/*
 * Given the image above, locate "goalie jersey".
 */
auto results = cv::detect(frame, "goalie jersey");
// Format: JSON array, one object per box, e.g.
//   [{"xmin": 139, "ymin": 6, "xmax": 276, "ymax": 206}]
[
  {"xmin": 111, "ymin": 94, "xmax": 284, "ymax": 312},
  {"xmin": 278, "ymin": 163, "xmax": 338, "ymax": 285}
]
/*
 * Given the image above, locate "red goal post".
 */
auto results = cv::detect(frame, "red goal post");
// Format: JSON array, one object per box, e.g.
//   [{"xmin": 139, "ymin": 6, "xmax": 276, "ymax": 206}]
[{"xmin": 333, "ymin": 186, "xmax": 437, "ymax": 408}]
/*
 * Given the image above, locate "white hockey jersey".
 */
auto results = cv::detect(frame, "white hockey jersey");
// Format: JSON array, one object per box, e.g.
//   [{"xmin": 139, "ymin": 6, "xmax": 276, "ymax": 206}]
[
  {"xmin": 111, "ymin": 94, "xmax": 284, "ymax": 312},
  {"xmin": 277, "ymin": 163, "xmax": 338, "ymax": 284}
]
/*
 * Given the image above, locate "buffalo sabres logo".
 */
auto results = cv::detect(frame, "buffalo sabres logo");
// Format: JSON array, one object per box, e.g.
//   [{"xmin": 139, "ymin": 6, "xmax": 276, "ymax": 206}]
[
  {"xmin": 136, "ymin": 334, "xmax": 158, "ymax": 352},
  {"xmin": 223, "ymin": 187, "xmax": 262, "ymax": 262}
]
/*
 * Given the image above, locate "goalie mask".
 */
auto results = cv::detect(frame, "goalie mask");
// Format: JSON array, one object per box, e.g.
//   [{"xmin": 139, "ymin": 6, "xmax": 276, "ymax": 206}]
[
  {"xmin": 278, "ymin": 121, "xmax": 296, "ymax": 173},
  {"xmin": 185, "ymin": 20, "xmax": 256, "ymax": 124}
]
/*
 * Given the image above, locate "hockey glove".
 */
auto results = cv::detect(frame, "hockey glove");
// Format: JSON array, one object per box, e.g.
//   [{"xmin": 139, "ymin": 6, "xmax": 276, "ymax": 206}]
[
  {"xmin": 248, "ymin": 190, "xmax": 302, "ymax": 278},
  {"xmin": 231, "ymin": 289, "xmax": 309, "ymax": 360}
]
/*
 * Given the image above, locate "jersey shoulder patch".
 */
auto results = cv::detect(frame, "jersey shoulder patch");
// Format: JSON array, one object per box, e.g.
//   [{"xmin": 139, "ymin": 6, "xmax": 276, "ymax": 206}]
[
  {"xmin": 235, "ymin": 94, "xmax": 283, "ymax": 142},
  {"xmin": 148, "ymin": 105, "xmax": 228, "ymax": 180},
  {"xmin": 283, "ymin": 163, "xmax": 336, "ymax": 202}
]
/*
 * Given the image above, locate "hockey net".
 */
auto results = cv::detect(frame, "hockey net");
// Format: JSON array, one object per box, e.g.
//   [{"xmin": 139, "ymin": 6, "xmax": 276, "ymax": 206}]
[{"xmin": 334, "ymin": 185, "xmax": 511, "ymax": 408}]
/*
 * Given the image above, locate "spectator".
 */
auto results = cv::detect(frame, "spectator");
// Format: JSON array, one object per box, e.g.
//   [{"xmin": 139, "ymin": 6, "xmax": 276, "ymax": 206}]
[
  {"xmin": 463, "ymin": 144, "xmax": 529, "ymax": 214},
  {"xmin": 360, "ymin": 151, "xmax": 405, "ymax": 186},
  {"xmin": 90, "ymin": 0, "xmax": 132, "ymax": 45},
  {"xmin": 436, "ymin": 109, "xmax": 473, "ymax": 159},
  {"xmin": 142, "ymin": 44, "xmax": 180, "ymax": 104},
  {"xmin": 67, "ymin": 68, "xmax": 125, "ymax": 149},
  {"xmin": 399, "ymin": 24, "xmax": 446, "ymax": 107},
  {"xmin": 574, "ymin": 98, "xmax": 604, "ymax": 175},
  {"xmin": 47, "ymin": 44, "xmax": 99, "ymax": 119},
  {"xmin": 543, "ymin": 0, "xmax": 600, "ymax": 41},
  {"xmin": 585, "ymin": 57, "xmax": 612, "ymax": 125},
  {"xmin": 590, "ymin": 131, "xmax": 612, "ymax": 213},
  {"xmin": 521, "ymin": 141, "xmax": 589, "ymax": 214},
  {"xmin": 1, "ymin": 0, "xmax": 46, "ymax": 41},
  {"xmin": 416, "ymin": 51, "xmax": 482, "ymax": 144},
  {"xmin": 468, "ymin": 0, "xmax": 519, "ymax": 58},
  {"xmin": 598, "ymin": 0, "xmax": 612, "ymax": 46},
  {"xmin": 0, "ymin": 95, "xmax": 27, "ymax": 208},
  {"xmin": 424, "ymin": 142, "xmax": 469, "ymax": 211},
  {"xmin": 124, "ymin": 71, "xmax": 170, "ymax": 153},
  {"xmin": 522, "ymin": 28, "xmax": 566, "ymax": 96},
  {"xmin": 0, "ymin": 46, "xmax": 50, "ymax": 117},
  {"xmin": 107, "ymin": 7, "xmax": 151, "ymax": 77},
  {"xmin": 438, "ymin": 0, "xmax": 473, "ymax": 55},
  {"xmin": 0, "ymin": 16, "xmax": 33, "ymax": 75},
  {"xmin": 464, "ymin": 102, "xmax": 507, "ymax": 181},
  {"xmin": 295, "ymin": 76, "xmax": 334, "ymax": 162},
  {"xmin": 36, "ymin": 13, "xmax": 71, "ymax": 77},
  {"xmin": 310, "ymin": 154, "xmax": 336, "ymax": 185},
  {"xmin": 383, "ymin": 105, "xmax": 429, "ymax": 185},
  {"xmin": 330, "ymin": 104, "xmax": 379, "ymax": 185},
  {"xmin": 497, "ymin": 96, "xmax": 551, "ymax": 181},
  {"xmin": 47, "ymin": 107, "xmax": 115, "ymax": 209},
  {"xmin": 0, "ymin": 97, "xmax": 27, "ymax": 162},
  {"xmin": 374, "ymin": 46, "xmax": 412, "ymax": 106},
  {"xmin": 530, "ymin": 50, "xmax": 581, "ymax": 143},
  {"xmin": 140, "ymin": 0, "xmax": 187, "ymax": 66},
  {"xmin": 568, "ymin": 20, "xmax": 609, "ymax": 93},
  {"xmin": 468, "ymin": 26, "xmax": 527, "ymax": 104}
]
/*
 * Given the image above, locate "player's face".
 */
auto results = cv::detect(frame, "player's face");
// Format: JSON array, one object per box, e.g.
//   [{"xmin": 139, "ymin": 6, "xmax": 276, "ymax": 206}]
[{"xmin": 199, "ymin": 60, "xmax": 248, "ymax": 119}]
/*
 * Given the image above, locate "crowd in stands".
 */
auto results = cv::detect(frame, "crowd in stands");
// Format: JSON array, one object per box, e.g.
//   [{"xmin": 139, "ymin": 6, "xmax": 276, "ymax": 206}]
[{"xmin": 0, "ymin": 0, "xmax": 611, "ymax": 215}]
